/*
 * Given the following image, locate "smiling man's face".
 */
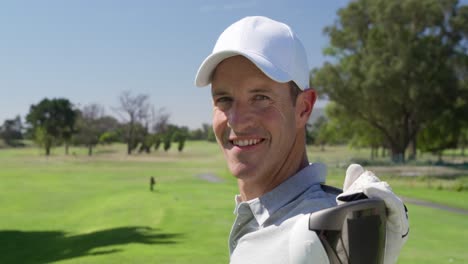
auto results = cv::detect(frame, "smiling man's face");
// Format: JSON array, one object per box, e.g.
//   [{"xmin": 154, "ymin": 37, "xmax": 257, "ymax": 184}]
[{"xmin": 211, "ymin": 56, "xmax": 309, "ymax": 196}]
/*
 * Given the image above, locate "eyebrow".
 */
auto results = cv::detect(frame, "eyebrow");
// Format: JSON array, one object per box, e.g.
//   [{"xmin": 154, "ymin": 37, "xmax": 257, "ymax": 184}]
[
  {"xmin": 211, "ymin": 87, "xmax": 274, "ymax": 97},
  {"xmin": 211, "ymin": 90, "xmax": 229, "ymax": 97},
  {"xmin": 249, "ymin": 88, "xmax": 272, "ymax": 94}
]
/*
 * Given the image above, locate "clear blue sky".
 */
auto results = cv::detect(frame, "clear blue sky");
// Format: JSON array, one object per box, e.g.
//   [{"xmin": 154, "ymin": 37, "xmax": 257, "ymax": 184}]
[{"xmin": 0, "ymin": 0, "xmax": 350, "ymax": 129}]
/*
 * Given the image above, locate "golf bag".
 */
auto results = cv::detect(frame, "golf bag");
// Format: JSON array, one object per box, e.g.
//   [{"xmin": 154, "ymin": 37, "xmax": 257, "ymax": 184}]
[{"xmin": 309, "ymin": 185, "xmax": 387, "ymax": 264}]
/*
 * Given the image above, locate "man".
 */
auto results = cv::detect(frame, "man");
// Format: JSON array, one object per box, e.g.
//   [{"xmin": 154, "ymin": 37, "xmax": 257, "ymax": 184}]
[
  {"xmin": 195, "ymin": 16, "xmax": 408, "ymax": 264},
  {"xmin": 150, "ymin": 176, "xmax": 156, "ymax": 191}
]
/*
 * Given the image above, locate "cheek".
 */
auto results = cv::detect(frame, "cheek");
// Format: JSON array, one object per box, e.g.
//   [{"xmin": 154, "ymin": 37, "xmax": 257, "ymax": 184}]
[
  {"xmin": 264, "ymin": 107, "xmax": 297, "ymax": 147},
  {"xmin": 212, "ymin": 110, "xmax": 226, "ymax": 138},
  {"xmin": 264, "ymin": 103, "xmax": 296, "ymax": 128}
]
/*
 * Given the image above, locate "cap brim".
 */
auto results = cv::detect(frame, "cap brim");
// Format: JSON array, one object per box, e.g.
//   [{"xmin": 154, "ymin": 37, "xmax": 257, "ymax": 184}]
[{"xmin": 195, "ymin": 50, "xmax": 291, "ymax": 87}]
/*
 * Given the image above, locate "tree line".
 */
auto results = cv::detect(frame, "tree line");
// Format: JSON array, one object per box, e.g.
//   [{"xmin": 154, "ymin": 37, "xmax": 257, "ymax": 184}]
[{"xmin": 0, "ymin": 91, "xmax": 216, "ymax": 156}]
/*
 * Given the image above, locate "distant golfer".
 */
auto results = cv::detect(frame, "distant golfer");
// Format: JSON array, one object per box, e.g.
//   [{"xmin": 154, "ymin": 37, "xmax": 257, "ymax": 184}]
[
  {"xmin": 194, "ymin": 16, "xmax": 408, "ymax": 263},
  {"xmin": 150, "ymin": 176, "xmax": 156, "ymax": 192}
]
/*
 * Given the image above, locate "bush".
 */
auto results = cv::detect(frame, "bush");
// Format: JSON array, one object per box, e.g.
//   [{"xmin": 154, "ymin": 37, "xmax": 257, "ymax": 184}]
[
  {"xmin": 154, "ymin": 136, "xmax": 161, "ymax": 151},
  {"xmin": 163, "ymin": 136, "xmax": 171, "ymax": 152},
  {"xmin": 178, "ymin": 138, "xmax": 186, "ymax": 152},
  {"xmin": 453, "ymin": 182, "xmax": 466, "ymax": 192},
  {"xmin": 172, "ymin": 131, "xmax": 187, "ymax": 152},
  {"xmin": 99, "ymin": 132, "xmax": 120, "ymax": 144}
]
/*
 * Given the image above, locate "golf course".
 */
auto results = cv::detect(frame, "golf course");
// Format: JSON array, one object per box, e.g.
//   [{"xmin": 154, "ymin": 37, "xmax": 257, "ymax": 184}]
[{"xmin": 1, "ymin": 141, "xmax": 467, "ymax": 263}]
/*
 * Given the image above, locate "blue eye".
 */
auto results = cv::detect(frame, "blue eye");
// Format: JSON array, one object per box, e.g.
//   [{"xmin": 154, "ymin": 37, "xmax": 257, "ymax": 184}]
[
  {"xmin": 214, "ymin": 97, "xmax": 233, "ymax": 110},
  {"xmin": 216, "ymin": 97, "xmax": 232, "ymax": 103},
  {"xmin": 253, "ymin": 95, "xmax": 269, "ymax": 101}
]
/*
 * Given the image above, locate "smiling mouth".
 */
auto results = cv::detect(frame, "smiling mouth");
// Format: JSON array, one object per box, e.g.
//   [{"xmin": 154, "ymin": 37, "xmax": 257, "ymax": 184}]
[{"xmin": 230, "ymin": 138, "xmax": 265, "ymax": 147}]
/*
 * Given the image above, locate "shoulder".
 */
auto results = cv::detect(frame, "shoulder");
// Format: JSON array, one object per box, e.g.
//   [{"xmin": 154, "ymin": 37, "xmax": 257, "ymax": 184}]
[
  {"xmin": 296, "ymin": 184, "xmax": 338, "ymax": 213},
  {"xmin": 266, "ymin": 184, "xmax": 338, "ymax": 226}
]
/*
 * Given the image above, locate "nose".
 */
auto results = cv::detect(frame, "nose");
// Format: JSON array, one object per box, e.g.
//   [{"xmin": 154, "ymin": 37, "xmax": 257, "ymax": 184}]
[{"xmin": 226, "ymin": 101, "xmax": 254, "ymax": 132}]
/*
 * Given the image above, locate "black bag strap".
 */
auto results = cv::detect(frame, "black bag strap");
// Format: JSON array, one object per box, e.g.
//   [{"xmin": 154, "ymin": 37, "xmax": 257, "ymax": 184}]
[{"xmin": 320, "ymin": 184, "xmax": 343, "ymax": 195}]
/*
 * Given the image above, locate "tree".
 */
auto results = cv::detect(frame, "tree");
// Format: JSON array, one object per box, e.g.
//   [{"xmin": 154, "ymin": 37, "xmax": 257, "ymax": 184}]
[
  {"xmin": 328, "ymin": 103, "xmax": 386, "ymax": 158},
  {"xmin": 0, "ymin": 116, "xmax": 23, "ymax": 147},
  {"xmin": 172, "ymin": 131, "xmax": 187, "ymax": 152},
  {"xmin": 152, "ymin": 108, "xmax": 171, "ymax": 134},
  {"xmin": 158, "ymin": 124, "xmax": 188, "ymax": 152},
  {"xmin": 189, "ymin": 128, "xmax": 205, "ymax": 140},
  {"xmin": 26, "ymin": 98, "xmax": 77, "ymax": 156},
  {"xmin": 163, "ymin": 134, "xmax": 171, "ymax": 152},
  {"xmin": 138, "ymin": 134, "xmax": 154, "ymax": 153},
  {"xmin": 417, "ymin": 107, "xmax": 462, "ymax": 162},
  {"xmin": 206, "ymin": 126, "xmax": 216, "ymax": 142},
  {"xmin": 313, "ymin": 0, "xmax": 468, "ymax": 162},
  {"xmin": 97, "ymin": 116, "xmax": 123, "ymax": 145},
  {"xmin": 73, "ymin": 104, "xmax": 108, "ymax": 156},
  {"xmin": 99, "ymin": 131, "xmax": 120, "ymax": 145},
  {"xmin": 192, "ymin": 123, "xmax": 217, "ymax": 142},
  {"xmin": 115, "ymin": 91, "xmax": 151, "ymax": 155},
  {"xmin": 308, "ymin": 116, "xmax": 327, "ymax": 149},
  {"xmin": 309, "ymin": 103, "xmax": 386, "ymax": 159},
  {"xmin": 178, "ymin": 136, "xmax": 186, "ymax": 152},
  {"xmin": 459, "ymin": 126, "xmax": 468, "ymax": 156},
  {"xmin": 153, "ymin": 134, "xmax": 162, "ymax": 151}
]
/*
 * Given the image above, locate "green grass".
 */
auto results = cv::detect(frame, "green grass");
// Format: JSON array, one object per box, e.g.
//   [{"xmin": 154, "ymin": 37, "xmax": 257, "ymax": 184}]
[
  {"xmin": 0, "ymin": 142, "xmax": 236, "ymax": 263},
  {"xmin": 390, "ymin": 183, "xmax": 468, "ymax": 210},
  {"xmin": 0, "ymin": 142, "xmax": 467, "ymax": 263},
  {"xmin": 398, "ymin": 205, "xmax": 468, "ymax": 264}
]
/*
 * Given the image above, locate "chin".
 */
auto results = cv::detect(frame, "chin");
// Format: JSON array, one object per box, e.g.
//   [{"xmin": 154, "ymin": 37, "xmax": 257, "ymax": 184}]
[{"xmin": 229, "ymin": 163, "xmax": 260, "ymax": 180}]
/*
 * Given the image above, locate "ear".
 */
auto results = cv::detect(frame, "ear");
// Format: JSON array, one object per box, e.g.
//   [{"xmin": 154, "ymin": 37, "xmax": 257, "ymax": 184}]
[{"xmin": 295, "ymin": 88, "xmax": 317, "ymax": 129}]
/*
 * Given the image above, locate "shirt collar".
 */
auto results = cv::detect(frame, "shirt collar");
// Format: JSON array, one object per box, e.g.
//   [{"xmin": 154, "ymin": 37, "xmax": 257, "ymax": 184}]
[{"xmin": 233, "ymin": 163, "xmax": 327, "ymax": 226}]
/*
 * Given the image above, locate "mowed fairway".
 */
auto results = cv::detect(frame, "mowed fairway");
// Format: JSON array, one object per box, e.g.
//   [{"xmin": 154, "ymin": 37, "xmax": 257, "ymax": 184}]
[
  {"xmin": 0, "ymin": 142, "xmax": 237, "ymax": 263},
  {"xmin": 1, "ymin": 142, "xmax": 467, "ymax": 263}
]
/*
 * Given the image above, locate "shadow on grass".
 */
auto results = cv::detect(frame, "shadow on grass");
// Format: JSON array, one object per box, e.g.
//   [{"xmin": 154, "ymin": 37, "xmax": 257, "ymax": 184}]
[{"xmin": 0, "ymin": 226, "xmax": 183, "ymax": 264}]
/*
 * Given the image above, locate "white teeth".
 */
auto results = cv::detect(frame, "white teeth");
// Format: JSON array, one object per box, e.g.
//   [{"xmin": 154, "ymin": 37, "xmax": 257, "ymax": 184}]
[{"xmin": 233, "ymin": 139, "xmax": 261, "ymax": 147}]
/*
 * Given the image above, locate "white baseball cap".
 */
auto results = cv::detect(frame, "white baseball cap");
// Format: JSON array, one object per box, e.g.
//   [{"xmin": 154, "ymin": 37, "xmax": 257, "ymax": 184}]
[{"xmin": 195, "ymin": 16, "xmax": 310, "ymax": 90}]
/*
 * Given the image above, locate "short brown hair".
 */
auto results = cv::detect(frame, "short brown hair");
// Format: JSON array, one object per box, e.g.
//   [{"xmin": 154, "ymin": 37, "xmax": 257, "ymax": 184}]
[{"xmin": 289, "ymin": 81, "xmax": 302, "ymax": 105}]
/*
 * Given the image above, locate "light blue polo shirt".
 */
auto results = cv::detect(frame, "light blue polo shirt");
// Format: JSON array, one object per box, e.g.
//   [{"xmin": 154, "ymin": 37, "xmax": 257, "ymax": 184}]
[{"xmin": 229, "ymin": 163, "xmax": 337, "ymax": 264}]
